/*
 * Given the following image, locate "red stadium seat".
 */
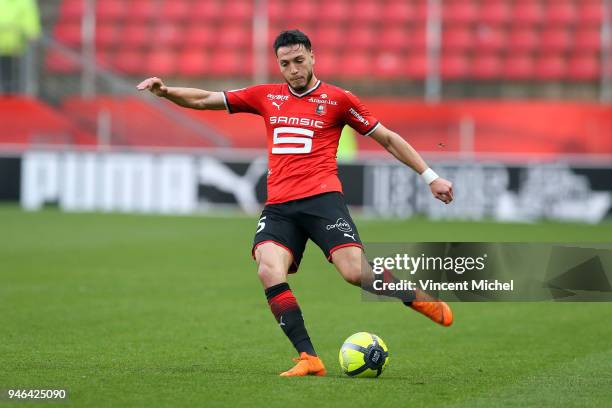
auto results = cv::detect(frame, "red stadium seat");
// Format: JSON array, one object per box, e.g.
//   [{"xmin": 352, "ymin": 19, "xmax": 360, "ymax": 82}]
[
  {"xmin": 574, "ymin": 28, "xmax": 601, "ymax": 53},
  {"xmin": 95, "ymin": 49, "xmax": 112, "ymax": 69},
  {"xmin": 286, "ymin": 23, "xmax": 316, "ymax": 38},
  {"xmin": 535, "ymin": 54, "xmax": 567, "ymax": 81},
  {"xmin": 540, "ymin": 28, "xmax": 572, "ymax": 53},
  {"xmin": 567, "ymin": 53, "xmax": 601, "ymax": 81},
  {"xmin": 96, "ymin": 1, "xmax": 125, "ymax": 22},
  {"xmin": 314, "ymin": 26, "xmax": 344, "ymax": 51},
  {"xmin": 413, "ymin": 0, "xmax": 429, "ymax": 22},
  {"xmin": 0, "ymin": 97, "xmax": 96, "ymax": 146},
  {"xmin": 407, "ymin": 24, "xmax": 428, "ymax": 51},
  {"xmin": 114, "ymin": 48, "xmax": 146, "ymax": 75},
  {"xmin": 324, "ymin": 0, "xmax": 350, "ymax": 24},
  {"xmin": 474, "ymin": 25, "xmax": 507, "ymax": 52},
  {"xmin": 443, "ymin": 25, "xmax": 474, "ymax": 51},
  {"xmin": 546, "ymin": 1, "xmax": 577, "ymax": 27},
  {"xmin": 441, "ymin": 53, "xmax": 470, "ymax": 80},
  {"xmin": 217, "ymin": 24, "xmax": 252, "ymax": 49},
  {"xmin": 373, "ymin": 51, "xmax": 406, "ymax": 79},
  {"xmin": 479, "ymin": 0, "xmax": 511, "ymax": 25},
  {"xmin": 472, "ymin": 53, "xmax": 502, "ymax": 80},
  {"xmin": 443, "ymin": 0, "xmax": 478, "ymax": 25},
  {"xmin": 268, "ymin": 0, "xmax": 284, "ymax": 21},
  {"xmin": 508, "ymin": 27, "xmax": 539, "ymax": 53},
  {"xmin": 578, "ymin": 1, "xmax": 604, "ymax": 25},
  {"xmin": 286, "ymin": 0, "xmax": 319, "ymax": 25},
  {"xmin": 406, "ymin": 52, "xmax": 427, "ymax": 80},
  {"xmin": 352, "ymin": 0, "xmax": 380, "ymax": 24},
  {"xmin": 152, "ymin": 23, "xmax": 183, "ymax": 48},
  {"xmin": 146, "ymin": 49, "xmax": 177, "ymax": 76},
  {"xmin": 127, "ymin": 0, "xmax": 157, "ymax": 22},
  {"xmin": 59, "ymin": 0, "xmax": 83, "ymax": 21},
  {"xmin": 379, "ymin": 25, "xmax": 410, "ymax": 52},
  {"xmin": 503, "ymin": 54, "xmax": 535, "ymax": 81},
  {"xmin": 513, "ymin": 1, "xmax": 544, "ymax": 26},
  {"xmin": 183, "ymin": 24, "xmax": 217, "ymax": 48},
  {"xmin": 311, "ymin": 50, "xmax": 338, "ymax": 78},
  {"xmin": 178, "ymin": 49, "xmax": 209, "ymax": 77},
  {"xmin": 62, "ymin": 97, "xmax": 214, "ymax": 148},
  {"xmin": 381, "ymin": 1, "xmax": 413, "ymax": 24},
  {"xmin": 121, "ymin": 23, "xmax": 151, "ymax": 49},
  {"xmin": 193, "ymin": 0, "xmax": 223, "ymax": 22},
  {"xmin": 54, "ymin": 21, "xmax": 81, "ymax": 48},
  {"xmin": 208, "ymin": 50, "xmax": 251, "ymax": 77},
  {"xmin": 95, "ymin": 22, "xmax": 117, "ymax": 48},
  {"xmin": 161, "ymin": 1, "xmax": 191, "ymax": 21},
  {"xmin": 45, "ymin": 49, "xmax": 79, "ymax": 74},
  {"xmin": 221, "ymin": 0, "xmax": 253, "ymax": 21},
  {"xmin": 346, "ymin": 26, "xmax": 378, "ymax": 51},
  {"xmin": 340, "ymin": 51, "xmax": 371, "ymax": 78},
  {"xmin": 235, "ymin": 50, "xmax": 254, "ymax": 77}
]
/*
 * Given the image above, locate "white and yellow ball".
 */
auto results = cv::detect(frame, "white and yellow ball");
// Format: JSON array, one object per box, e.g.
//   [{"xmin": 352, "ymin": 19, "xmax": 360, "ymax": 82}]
[{"xmin": 339, "ymin": 332, "xmax": 389, "ymax": 378}]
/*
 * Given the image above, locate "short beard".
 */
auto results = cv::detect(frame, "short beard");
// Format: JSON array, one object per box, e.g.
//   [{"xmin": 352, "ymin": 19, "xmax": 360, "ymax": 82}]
[{"xmin": 288, "ymin": 69, "xmax": 313, "ymax": 93}]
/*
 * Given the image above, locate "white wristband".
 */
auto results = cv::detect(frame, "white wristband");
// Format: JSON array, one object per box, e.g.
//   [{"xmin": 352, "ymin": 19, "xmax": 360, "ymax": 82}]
[{"xmin": 420, "ymin": 168, "xmax": 439, "ymax": 185}]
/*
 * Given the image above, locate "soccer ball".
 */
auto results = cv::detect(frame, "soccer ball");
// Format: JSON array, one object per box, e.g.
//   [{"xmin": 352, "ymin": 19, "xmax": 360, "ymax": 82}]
[{"xmin": 339, "ymin": 332, "xmax": 389, "ymax": 378}]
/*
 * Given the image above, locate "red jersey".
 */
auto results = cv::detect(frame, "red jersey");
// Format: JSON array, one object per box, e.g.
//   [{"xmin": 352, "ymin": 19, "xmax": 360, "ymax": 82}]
[{"xmin": 223, "ymin": 81, "xmax": 380, "ymax": 204}]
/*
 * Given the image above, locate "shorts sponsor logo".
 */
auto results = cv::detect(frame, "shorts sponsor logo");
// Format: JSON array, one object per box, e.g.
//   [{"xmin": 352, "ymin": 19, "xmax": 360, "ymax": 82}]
[{"xmin": 326, "ymin": 218, "xmax": 353, "ymax": 233}]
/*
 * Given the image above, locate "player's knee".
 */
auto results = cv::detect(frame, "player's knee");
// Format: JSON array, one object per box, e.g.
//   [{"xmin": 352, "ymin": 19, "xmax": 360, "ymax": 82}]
[
  {"xmin": 332, "ymin": 247, "xmax": 364, "ymax": 286},
  {"xmin": 342, "ymin": 264, "xmax": 362, "ymax": 286},
  {"xmin": 337, "ymin": 257, "xmax": 363, "ymax": 286},
  {"xmin": 256, "ymin": 260, "xmax": 284, "ymax": 281},
  {"xmin": 257, "ymin": 262, "xmax": 280, "ymax": 281}
]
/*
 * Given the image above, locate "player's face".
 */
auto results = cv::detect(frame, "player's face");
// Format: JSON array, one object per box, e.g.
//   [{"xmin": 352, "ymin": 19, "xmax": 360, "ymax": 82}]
[{"xmin": 276, "ymin": 44, "xmax": 315, "ymax": 92}]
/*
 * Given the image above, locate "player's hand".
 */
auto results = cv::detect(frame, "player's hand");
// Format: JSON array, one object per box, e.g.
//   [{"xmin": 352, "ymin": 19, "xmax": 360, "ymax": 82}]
[
  {"xmin": 430, "ymin": 178, "xmax": 453, "ymax": 204},
  {"xmin": 136, "ymin": 77, "xmax": 168, "ymax": 97}
]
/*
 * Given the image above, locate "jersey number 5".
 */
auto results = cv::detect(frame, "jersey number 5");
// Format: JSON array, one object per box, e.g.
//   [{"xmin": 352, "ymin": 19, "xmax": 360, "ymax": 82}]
[{"xmin": 272, "ymin": 127, "xmax": 314, "ymax": 154}]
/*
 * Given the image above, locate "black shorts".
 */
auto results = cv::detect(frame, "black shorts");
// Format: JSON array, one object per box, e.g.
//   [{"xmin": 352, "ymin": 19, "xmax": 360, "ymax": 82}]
[{"xmin": 252, "ymin": 192, "xmax": 363, "ymax": 272}]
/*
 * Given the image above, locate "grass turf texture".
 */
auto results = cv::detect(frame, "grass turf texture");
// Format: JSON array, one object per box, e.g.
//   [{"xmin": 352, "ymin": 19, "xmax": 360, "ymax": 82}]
[{"xmin": 1, "ymin": 206, "xmax": 611, "ymax": 407}]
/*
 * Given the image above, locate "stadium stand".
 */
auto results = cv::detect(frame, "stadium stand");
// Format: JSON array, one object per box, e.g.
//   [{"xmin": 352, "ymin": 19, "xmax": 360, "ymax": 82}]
[
  {"xmin": 0, "ymin": 97, "xmax": 96, "ymax": 146},
  {"xmin": 10, "ymin": 1, "xmax": 607, "ymax": 153},
  {"xmin": 47, "ymin": 0, "xmax": 606, "ymax": 82},
  {"xmin": 1, "ymin": 92, "xmax": 610, "ymax": 154},
  {"xmin": 61, "ymin": 96, "xmax": 218, "ymax": 147},
  {"xmin": 10, "ymin": 96, "xmax": 598, "ymax": 156}
]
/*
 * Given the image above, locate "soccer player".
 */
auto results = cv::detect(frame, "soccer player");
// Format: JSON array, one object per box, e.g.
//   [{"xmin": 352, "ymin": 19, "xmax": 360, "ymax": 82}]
[{"xmin": 138, "ymin": 30, "xmax": 454, "ymax": 377}]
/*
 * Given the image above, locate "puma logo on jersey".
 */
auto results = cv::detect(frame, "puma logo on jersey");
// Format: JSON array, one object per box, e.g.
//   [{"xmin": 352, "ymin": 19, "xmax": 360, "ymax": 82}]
[
  {"xmin": 272, "ymin": 101, "xmax": 284, "ymax": 110},
  {"xmin": 344, "ymin": 233, "xmax": 356, "ymax": 241}
]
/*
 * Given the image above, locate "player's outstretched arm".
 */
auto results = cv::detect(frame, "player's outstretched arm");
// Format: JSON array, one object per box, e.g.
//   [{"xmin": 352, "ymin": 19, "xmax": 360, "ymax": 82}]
[
  {"xmin": 370, "ymin": 124, "xmax": 454, "ymax": 204},
  {"xmin": 136, "ymin": 77, "xmax": 226, "ymax": 110}
]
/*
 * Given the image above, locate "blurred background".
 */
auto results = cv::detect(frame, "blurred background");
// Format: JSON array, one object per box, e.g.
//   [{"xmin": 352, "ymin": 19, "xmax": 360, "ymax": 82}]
[{"xmin": 0, "ymin": 0, "xmax": 610, "ymax": 223}]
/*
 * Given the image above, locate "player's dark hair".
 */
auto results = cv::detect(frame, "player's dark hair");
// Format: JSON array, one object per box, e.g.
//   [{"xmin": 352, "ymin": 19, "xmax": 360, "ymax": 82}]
[{"xmin": 273, "ymin": 30, "xmax": 312, "ymax": 55}]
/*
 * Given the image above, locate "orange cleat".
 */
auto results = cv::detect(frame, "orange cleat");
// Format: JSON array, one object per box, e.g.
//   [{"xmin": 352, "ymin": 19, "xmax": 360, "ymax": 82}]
[
  {"xmin": 409, "ymin": 289, "xmax": 454, "ymax": 327},
  {"xmin": 279, "ymin": 352, "xmax": 327, "ymax": 377}
]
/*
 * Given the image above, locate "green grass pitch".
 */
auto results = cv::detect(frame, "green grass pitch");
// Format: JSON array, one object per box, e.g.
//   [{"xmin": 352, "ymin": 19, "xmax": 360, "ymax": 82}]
[{"xmin": 1, "ymin": 206, "xmax": 611, "ymax": 407}]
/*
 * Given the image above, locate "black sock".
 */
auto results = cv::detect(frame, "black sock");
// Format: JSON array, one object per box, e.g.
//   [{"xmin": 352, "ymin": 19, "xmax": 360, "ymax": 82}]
[{"xmin": 265, "ymin": 283, "xmax": 317, "ymax": 356}]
